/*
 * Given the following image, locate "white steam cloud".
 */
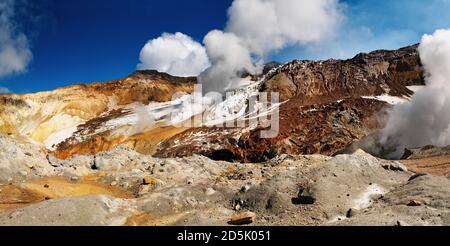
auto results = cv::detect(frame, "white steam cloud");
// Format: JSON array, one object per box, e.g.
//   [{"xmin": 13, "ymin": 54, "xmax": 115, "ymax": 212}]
[
  {"xmin": 137, "ymin": 32, "xmax": 210, "ymax": 77},
  {"xmin": 226, "ymin": 0, "xmax": 343, "ymax": 55},
  {"xmin": 0, "ymin": 0, "xmax": 32, "ymax": 78},
  {"xmin": 199, "ymin": 0, "xmax": 344, "ymax": 93},
  {"xmin": 381, "ymin": 29, "xmax": 450, "ymax": 156},
  {"xmin": 199, "ymin": 30, "xmax": 260, "ymax": 93}
]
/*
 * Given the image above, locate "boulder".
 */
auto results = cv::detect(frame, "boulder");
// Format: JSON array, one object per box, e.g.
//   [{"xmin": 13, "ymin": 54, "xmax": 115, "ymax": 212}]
[
  {"xmin": 0, "ymin": 195, "xmax": 133, "ymax": 226},
  {"xmin": 229, "ymin": 211, "xmax": 256, "ymax": 225}
]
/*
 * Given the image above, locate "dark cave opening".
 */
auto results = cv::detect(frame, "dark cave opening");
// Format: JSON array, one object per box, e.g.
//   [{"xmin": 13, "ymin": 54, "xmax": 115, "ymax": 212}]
[{"xmin": 208, "ymin": 149, "xmax": 238, "ymax": 162}]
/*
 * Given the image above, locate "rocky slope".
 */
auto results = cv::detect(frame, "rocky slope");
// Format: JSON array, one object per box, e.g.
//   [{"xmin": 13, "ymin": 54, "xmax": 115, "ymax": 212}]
[
  {"xmin": 0, "ymin": 71, "xmax": 195, "ymax": 154},
  {"xmin": 261, "ymin": 44, "xmax": 423, "ymax": 103},
  {"xmin": 155, "ymin": 98, "xmax": 387, "ymax": 162},
  {"xmin": 155, "ymin": 44, "xmax": 424, "ymax": 162}
]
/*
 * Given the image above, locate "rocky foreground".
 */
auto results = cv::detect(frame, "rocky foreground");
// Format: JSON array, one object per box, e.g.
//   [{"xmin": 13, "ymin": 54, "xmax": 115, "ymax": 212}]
[{"xmin": 1, "ymin": 134, "xmax": 448, "ymax": 226}]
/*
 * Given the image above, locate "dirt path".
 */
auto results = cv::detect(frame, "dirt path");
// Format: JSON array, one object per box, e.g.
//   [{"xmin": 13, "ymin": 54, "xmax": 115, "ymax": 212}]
[
  {"xmin": 400, "ymin": 155, "xmax": 450, "ymax": 176},
  {"xmin": 0, "ymin": 176, "xmax": 132, "ymax": 212}
]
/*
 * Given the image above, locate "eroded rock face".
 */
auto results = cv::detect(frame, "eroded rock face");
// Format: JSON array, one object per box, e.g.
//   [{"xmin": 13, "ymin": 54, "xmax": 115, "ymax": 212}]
[
  {"xmin": 155, "ymin": 45, "xmax": 424, "ymax": 162},
  {"xmin": 0, "ymin": 134, "xmax": 55, "ymax": 182},
  {"xmin": 89, "ymin": 70, "xmax": 196, "ymax": 105},
  {"xmin": 156, "ymin": 98, "xmax": 388, "ymax": 162},
  {"xmin": 261, "ymin": 44, "xmax": 423, "ymax": 103},
  {"xmin": 0, "ymin": 71, "xmax": 195, "ymax": 150}
]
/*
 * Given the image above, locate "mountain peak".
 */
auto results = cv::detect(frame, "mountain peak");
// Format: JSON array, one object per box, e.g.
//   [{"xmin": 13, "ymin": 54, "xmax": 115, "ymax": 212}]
[{"xmin": 130, "ymin": 70, "xmax": 197, "ymax": 84}]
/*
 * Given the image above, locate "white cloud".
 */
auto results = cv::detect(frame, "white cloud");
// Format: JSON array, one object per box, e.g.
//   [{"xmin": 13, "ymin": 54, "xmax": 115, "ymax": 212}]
[
  {"xmin": 136, "ymin": 1, "xmax": 343, "ymax": 92},
  {"xmin": 199, "ymin": 0, "xmax": 343, "ymax": 92},
  {"xmin": 0, "ymin": 0, "xmax": 32, "ymax": 78},
  {"xmin": 0, "ymin": 86, "xmax": 11, "ymax": 94},
  {"xmin": 381, "ymin": 29, "xmax": 450, "ymax": 157},
  {"xmin": 226, "ymin": 0, "xmax": 343, "ymax": 55},
  {"xmin": 137, "ymin": 32, "xmax": 210, "ymax": 77}
]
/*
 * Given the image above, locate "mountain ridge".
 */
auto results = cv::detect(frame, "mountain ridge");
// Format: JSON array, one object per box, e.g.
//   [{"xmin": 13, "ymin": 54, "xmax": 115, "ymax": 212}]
[
  {"xmin": 156, "ymin": 44, "xmax": 425, "ymax": 162},
  {"xmin": 0, "ymin": 44, "xmax": 425, "ymax": 162}
]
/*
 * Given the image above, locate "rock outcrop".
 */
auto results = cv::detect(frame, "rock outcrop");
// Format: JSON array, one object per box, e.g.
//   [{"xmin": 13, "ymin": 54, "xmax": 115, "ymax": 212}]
[
  {"xmin": 261, "ymin": 44, "xmax": 424, "ymax": 103},
  {"xmin": 402, "ymin": 145, "xmax": 450, "ymax": 160},
  {"xmin": 0, "ymin": 134, "xmax": 55, "ymax": 183}
]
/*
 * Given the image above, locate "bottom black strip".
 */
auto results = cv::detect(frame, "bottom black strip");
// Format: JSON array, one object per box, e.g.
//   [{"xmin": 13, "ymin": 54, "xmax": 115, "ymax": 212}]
[{"xmin": 0, "ymin": 227, "xmax": 449, "ymax": 244}]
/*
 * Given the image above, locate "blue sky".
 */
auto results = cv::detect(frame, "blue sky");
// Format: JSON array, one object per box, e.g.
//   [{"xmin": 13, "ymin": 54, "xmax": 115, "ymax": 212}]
[{"xmin": 1, "ymin": 0, "xmax": 450, "ymax": 93}]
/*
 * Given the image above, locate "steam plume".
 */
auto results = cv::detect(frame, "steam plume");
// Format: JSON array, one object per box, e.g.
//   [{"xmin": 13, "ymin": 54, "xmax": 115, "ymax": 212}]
[
  {"xmin": 381, "ymin": 29, "xmax": 450, "ymax": 157},
  {"xmin": 198, "ymin": 30, "xmax": 260, "ymax": 93}
]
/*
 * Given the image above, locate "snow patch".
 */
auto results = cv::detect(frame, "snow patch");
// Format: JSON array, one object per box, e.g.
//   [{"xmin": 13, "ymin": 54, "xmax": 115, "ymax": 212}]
[
  {"xmin": 362, "ymin": 87, "xmax": 425, "ymax": 105},
  {"xmin": 362, "ymin": 95, "xmax": 408, "ymax": 105},
  {"xmin": 103, "ymin": 80, "xmax": 269, "ymax": 132},
  {"xmin": 44, "ymin": 125, "xmax": 78, "ymax": 150},
  {"xmin": 406, "ymin": 85, "xmax": 425, "ymax": 93}
]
